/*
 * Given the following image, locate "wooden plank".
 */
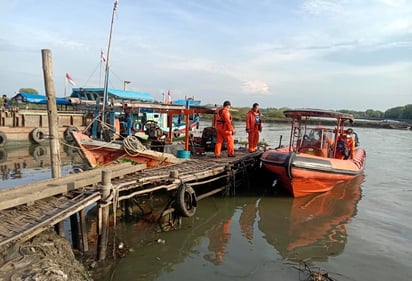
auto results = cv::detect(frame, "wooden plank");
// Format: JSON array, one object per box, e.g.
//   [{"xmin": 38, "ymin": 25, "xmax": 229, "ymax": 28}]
[
  {"xmin": 0, "ymin": 163, "xmax": 146, "ymax": 211},
  {"xmin": 0, "ymin": 162, "xmax": 133, "ymax": 195},
  {"xmin": 0, "ymin": 192, "xmax": 101, "ymax": 247}
]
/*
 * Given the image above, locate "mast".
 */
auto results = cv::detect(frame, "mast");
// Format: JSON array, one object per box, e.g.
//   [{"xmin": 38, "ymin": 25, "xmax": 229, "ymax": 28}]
[{"xmin": 101, "ymin": 0, "xmax": 118, "ymax": 115}]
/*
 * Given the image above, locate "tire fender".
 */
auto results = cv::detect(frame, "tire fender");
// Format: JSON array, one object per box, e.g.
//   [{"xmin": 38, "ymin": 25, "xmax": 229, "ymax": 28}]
[
  {"xmin": 0, "ymin": 131, "xmax": 7, "ymax": 147},
  {"xmin": 173, "ymin": 129, "xmax": 181, "ymax": 138},
  {"xmin": 30, "ymin": 128, "xmax": 47, "ymax": 144},
  {"xmin": 64, "ymin": 126, "xmax": 79, "ymax": 142},
  {"xmin": 175, "ymin": 183, "xmax": 197, "ymax": 217}
]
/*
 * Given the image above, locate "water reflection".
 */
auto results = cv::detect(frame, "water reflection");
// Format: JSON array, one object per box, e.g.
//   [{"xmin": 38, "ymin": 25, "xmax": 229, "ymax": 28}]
[
  {"xmin": 258, "ymin": 174, "xmax": 364, "ymax": 262},
  {"xmin": 0, "ymin": 144, "xmax": 82, "ymax": 184},
  {"xmin": 99, "ymin": 174, "xmax": 364, "ymax": 281}
]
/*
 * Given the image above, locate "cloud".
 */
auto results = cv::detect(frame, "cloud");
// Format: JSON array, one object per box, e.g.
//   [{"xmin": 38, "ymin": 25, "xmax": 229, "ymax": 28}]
[
  {"xmin": 301, "ymin": 0, "xmax": 343, "ymax": 15},
  {"xmin": 378, "ymin": 0, "xmax": 407, "ymax": 7},
  {"xmin": 384, "ymin": 18, "xmax": 412, "ymax": 33},
  {"xmin": 241, "ymin": 80, "xmax": 269, "ymax": 95}
]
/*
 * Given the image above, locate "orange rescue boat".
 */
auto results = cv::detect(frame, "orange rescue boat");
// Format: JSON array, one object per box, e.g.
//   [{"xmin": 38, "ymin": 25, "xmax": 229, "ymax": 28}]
[{"xmin": 260, "ymin": 109, "xmax": 366, "ymax": 197}]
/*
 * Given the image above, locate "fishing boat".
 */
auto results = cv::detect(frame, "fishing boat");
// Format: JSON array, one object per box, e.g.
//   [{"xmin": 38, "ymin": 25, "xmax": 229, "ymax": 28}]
[
  {"xmin": 68, "ymin": 87, "xmax": 200, "ymax": 141},
  {"xmin": 260, "ymin": 108, "xmax": 366, "ymax": 197},
  {"xmin": 71, "ymin": 131, "xmax": 184, "ymax": 168}
]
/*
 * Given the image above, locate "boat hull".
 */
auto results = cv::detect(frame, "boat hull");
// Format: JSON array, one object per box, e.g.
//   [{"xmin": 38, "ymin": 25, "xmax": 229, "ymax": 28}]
[
  {"xmin": 261, "ymin": 146, "xmax": 366, "ymax": 197},
  {"xmin": 71, "ymin": 131, "xmax": 183, "ymax": 168}
]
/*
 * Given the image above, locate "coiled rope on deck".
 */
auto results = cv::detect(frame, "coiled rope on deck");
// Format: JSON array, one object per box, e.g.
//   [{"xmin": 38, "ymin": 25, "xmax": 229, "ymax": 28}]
[{"xmin": 123, "ymin": 135, "xmax": 146, "ymax": 157}]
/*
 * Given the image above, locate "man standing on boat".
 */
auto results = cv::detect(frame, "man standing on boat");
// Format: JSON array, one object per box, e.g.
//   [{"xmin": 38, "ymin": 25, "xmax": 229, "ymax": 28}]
[
  {"xmin": 214, "ymin": 101, "xmax": 235, "ymax": 157},
  {"xmin": 245, "ymin": 103, "xmax": 263, "ymax": 153}
]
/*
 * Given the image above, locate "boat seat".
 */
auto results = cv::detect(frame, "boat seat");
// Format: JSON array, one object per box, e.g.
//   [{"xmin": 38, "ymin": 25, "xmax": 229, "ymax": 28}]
[{"xmin": 298, "ymin": 146, "xmax": 326, "ymax": 157}]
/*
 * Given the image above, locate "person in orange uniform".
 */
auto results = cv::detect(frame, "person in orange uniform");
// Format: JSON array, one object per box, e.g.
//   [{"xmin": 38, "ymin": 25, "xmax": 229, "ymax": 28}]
[
  {"xmin": 214, "ymin": 100, "xmax": 235, "ymax": 157},
  {"xmin": 335, "ymin": 129, "xmax": 355, "ymax": 159},
  {"xmin": 245, "ymin": 103, "xmax": 263, "ymax": 153}
]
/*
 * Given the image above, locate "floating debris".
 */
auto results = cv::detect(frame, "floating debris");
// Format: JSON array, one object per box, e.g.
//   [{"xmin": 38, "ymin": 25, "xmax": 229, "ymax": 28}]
[{"xmin": 293, "ymin": 261, "xmax": 338, "ymax": 281}]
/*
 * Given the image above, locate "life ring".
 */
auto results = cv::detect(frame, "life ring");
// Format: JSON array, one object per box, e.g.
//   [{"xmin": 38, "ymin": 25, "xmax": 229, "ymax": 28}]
[
  {"xmin": 29, "ymin": 128, "xmax": 47, "ymax": 144},
  {"xmin": 173, "ymin": 129, "xmax": 181, "ymax": 138},
  {"xmin": 132, "ymin": 120, "xmax": 142, "ymax": 132},
  {"xmin": 63, "ymin": 126, "xmax": 79, "ymax": 142},
  {"xmin": 0, "ymin": 149, "xmax": 7, "ymax": 163},
  {"xmin": 175, "ymin": 183, "xmax": 197, "ymax": 217},
  {"xmin": 0, "ymin": 131, "xmax": 7, "ymax": 147}
]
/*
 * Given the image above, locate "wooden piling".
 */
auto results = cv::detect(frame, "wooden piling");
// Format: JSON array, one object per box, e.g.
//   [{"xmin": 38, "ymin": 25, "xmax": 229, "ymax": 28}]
[
  {"xmin": 79, "ymin": 209, "xmax": 89, "ymax": 252},
  {"xmin": 97, "ymin": 170, "xmax": 112, "ymax": 261},
  {"xmin": 70, "ymin": 214, "xmax": 80, "ymax": 250},
  {"xmin": 41, "ymin": 49, "xmax": 61, "ymax": 178},
  {"xmin": 54, "ymin": 222, "xmax": 65, "ymax": 238}
]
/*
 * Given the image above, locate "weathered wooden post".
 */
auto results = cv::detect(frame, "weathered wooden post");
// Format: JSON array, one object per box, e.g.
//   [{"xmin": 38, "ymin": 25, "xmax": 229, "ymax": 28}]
[
  {"xmin": 97, "ymin": 169, "xmax": 112, "ymax": 261},
  {"xmin": 41, "ymin": 49, "xmax": 61, "ymax": 178},
  {"xmin": 79, "ymin": 209, "xmax": 89, "ymax": 252},
  {"xmin": 42, "ymin": 49, "xmax": 65, "ymax": 237}
]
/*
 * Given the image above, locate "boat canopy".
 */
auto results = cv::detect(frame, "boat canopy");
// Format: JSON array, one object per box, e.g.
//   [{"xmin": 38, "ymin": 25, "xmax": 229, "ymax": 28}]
[
  {"xmin": 283, "ymin": 108, "xmax": 354, "ymax": 122},
  {"xmin": 70, "ymin": 88, "xmax": 155, "ymax": 103},
  {"xmin": 13, "ymin": 93, "xmax": 70, "ymax": 105},
  {"xmin": 173, "ymin": 99, "xmax": 201, "ymax": 106}
]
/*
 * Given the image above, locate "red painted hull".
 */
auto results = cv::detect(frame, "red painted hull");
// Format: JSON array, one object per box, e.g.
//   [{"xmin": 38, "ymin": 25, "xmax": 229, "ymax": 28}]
[
  {"xmin": 261, "ymin": 146, "xmax": 366, "ymax": 197},
  {"xmin": 71, "ymin": 131, "xmax": 183, "ymax": 168}
]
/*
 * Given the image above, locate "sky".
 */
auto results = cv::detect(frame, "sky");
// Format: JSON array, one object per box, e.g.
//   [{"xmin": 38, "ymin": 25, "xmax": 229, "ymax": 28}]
[{"xmin": 1, "ymin": 0, "xmax": 411, "ymax": 111}]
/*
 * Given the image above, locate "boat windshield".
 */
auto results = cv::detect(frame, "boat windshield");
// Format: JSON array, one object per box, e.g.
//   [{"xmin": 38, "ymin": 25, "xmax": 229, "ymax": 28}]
[{"xmin": 297, "ymin": 127, "xmax": 336, "ymax": 158}]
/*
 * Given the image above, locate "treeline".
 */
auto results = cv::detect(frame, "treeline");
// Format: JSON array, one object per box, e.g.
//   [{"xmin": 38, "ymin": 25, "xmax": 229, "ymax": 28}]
[{"xmin": 230, "ymin": 105, "xmax": 412, "ymax": 122}]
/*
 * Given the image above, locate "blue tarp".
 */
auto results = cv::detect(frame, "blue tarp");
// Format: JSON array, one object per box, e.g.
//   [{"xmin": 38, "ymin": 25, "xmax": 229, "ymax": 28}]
[
  {"xmin": 173, "ymin": 99, "xmax": 201, "ymax": 106},
  {"xmin": 13, "ymin": 93, "xmax": 70, "ymax": 105},
  {"xmin": 70, "ymin": 88, "xmax": 155, "ymax": 102}
]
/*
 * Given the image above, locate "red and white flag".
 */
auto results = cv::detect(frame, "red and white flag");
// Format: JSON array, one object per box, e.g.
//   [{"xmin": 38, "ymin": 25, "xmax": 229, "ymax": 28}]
[
  {"xmin": 65, "ymin": 73, "xmax": 76, "ymax": 86},
  {"xmin": 100, "ymin": 49, "xmax": 107, "ymax": 63}
]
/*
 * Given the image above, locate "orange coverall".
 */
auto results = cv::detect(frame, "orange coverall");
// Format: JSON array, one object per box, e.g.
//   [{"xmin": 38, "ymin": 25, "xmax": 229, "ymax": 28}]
[
  {"xmin": 245, "ymin": 109, "xmax": 262, "ymax": 152},
  {"xmin": 214, "ymin": 107, "xmax": 235, "ymax": 157},
  {"xmin": 335, "ymin": 134, "xmax": 355, "ymax": 159}
]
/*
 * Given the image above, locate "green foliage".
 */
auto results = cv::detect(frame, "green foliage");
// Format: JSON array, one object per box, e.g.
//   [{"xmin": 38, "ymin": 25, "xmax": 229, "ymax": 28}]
[
  {"xmin": 401, "ymin": 104, "xmax": 412, "ymax": 120},
  {"xmin": 264, "ymin": 107, "xmax": 286, "ymax": 119},
  {"xmin": 365, "ymin": 109, "xmax": 384, "ymax": 119},
  {"xmin": 384, "ymin": 106, "xmax": 404, "ymax": 119},
  {"xmin": 19, "ymin": 88, "xmax": 39, "ymax": 94}
]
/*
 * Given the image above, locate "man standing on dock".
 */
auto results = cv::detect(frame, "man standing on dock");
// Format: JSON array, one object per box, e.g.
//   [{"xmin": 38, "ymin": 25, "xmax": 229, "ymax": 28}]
[
  {"xmin": 245, "ymin": 103, "xmax": 262, "ymax": 153},
  {"xmin": 214, "ymin": 101, "xmax": 235, "ymax": 157}
]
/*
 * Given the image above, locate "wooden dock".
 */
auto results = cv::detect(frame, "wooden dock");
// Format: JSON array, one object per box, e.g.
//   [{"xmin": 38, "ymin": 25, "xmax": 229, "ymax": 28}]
[{"xmin": 0, "ymin": 151, "xmax": 262, "ymax": 259}]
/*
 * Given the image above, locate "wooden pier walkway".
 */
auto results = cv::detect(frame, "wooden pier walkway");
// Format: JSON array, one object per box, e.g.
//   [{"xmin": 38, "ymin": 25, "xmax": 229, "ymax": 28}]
[{"xmin": 0, "ymin": 152, "xmax": 262, "ymax": 258}]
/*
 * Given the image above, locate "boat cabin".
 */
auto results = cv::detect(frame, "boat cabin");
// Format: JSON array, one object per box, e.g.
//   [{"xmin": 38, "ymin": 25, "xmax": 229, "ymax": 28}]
[{"xmin": 284, "ymin": 109, "xmax": 356, "ymax": 159}]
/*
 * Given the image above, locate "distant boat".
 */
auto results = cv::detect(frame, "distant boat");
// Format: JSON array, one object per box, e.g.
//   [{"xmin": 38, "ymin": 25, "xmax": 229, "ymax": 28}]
[
  {"xmin": 260, "ymin": 108, "xmax": 366, "ymax": 197},
  {"xmin": 13, "ymin": 92, "xmax": 71, "ymax": 106},
  {"xmin": 0, "ymin": 93, "xmax": 87, "ymax": 146},
  {"xmin": 68, "ymin": 87, "xmax": 155, "ymax": 105}
]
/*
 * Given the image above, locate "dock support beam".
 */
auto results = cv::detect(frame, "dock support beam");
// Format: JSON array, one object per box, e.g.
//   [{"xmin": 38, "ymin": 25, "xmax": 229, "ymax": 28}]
[
  {"xmin": 97, "ymin": 170, "xmax": 112, "ymax": 261},
  {"xmin": 70, "ymin": 214, "xmax": 80, "ymax": 250},
  {"xmin": 79, "ymin": 209, "xmax": 89, "ymax": 252}
]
